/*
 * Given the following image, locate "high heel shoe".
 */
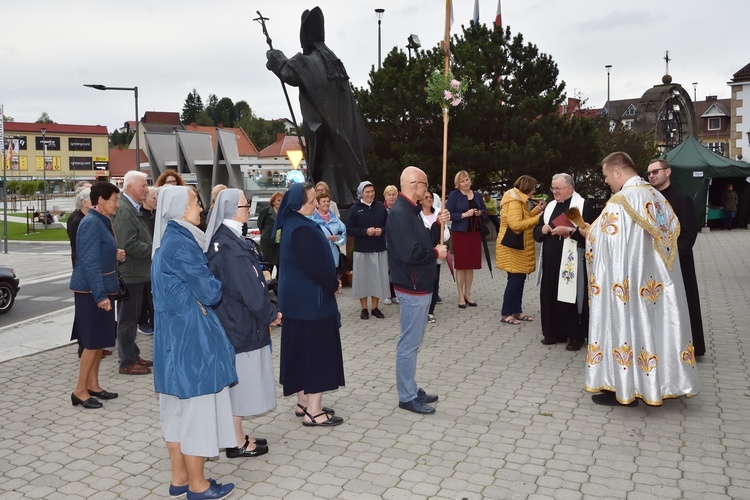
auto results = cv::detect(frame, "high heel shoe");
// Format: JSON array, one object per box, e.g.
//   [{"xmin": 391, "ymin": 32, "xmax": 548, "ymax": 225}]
[
  {"xmin": 71, "ymin": 392, "xmax": 103, "ymax": 409},
  {"xmin": 87, "ymin": 389, "xmax": 118, "ymax": 400},
  {"xmin": 464, "ymin": 296, "xmax": 477, "ymax": 307},
  {"xmin": 458, "ymin": 303, "xmax": 467, "ymax": 309}
]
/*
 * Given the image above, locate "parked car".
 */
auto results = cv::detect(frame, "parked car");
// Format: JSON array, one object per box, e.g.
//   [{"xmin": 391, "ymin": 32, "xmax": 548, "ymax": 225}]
[{"xmin": 0, "ymin": 267, "xmax": 20, "ymax": 314}]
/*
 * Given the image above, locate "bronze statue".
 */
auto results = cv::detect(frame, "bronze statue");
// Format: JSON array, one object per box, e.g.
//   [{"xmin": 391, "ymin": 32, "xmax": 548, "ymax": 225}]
[{"xmin": 266, "ymin": 7, "xmax": 372, "ymax": 207}]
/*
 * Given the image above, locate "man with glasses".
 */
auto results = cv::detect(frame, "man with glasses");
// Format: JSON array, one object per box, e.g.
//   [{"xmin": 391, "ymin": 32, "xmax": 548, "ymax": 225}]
[
  {"xmin": 647, "ymin": 159, "xmax": 705, "ymax": 357},
  {"xmin": 534, "ymin": 173, "xmax": 595, "ymax": 351},
  {"xmin": 386, "ymin": 167, "xmax": 448, "ymax": 414}
]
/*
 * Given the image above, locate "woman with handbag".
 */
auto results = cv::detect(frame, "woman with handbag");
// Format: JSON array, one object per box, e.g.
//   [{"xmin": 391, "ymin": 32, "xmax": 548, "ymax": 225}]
[
  {"xmin": 446, "ymin": 170, "xmax": 488, "ymax": 308},
  {"xmin": 69, "ymin": 182, "xmax": 126, "ymax": 409},
  {"xmin": 495, "ymin": 175, "xmax": 545, "ymax": 325}
]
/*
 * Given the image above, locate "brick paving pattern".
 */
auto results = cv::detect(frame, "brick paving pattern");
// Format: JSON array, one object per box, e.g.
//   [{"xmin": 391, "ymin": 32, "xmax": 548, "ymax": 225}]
[{"xmin": 0, "ymin": 230, "xmax": 748, "ymax": 499}]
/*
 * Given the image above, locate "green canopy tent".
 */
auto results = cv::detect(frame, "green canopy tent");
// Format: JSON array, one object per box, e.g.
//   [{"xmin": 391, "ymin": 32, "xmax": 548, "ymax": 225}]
[{"xmin": 661, "ymin": 136, "xmax": 750, "ymax": 228}]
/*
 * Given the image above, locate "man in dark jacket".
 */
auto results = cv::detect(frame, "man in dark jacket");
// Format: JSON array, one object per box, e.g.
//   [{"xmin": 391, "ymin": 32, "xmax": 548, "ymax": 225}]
[
  {"xmin": 386, "ymin": 166, "xmax": 448, "ymax": 414},
  {"xmin": 112, "ymin": 171, "xmax": 153, "ymax": 375},
  {"xmin": 647, "ymin": 159, "xmax": 705, "ymax": 356}
]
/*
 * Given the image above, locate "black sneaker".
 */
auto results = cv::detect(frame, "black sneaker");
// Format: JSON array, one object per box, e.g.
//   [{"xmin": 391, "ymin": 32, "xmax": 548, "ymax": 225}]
[
  {"xmin": 360, "ymin": 308, "xmax": 369, "ymax": 320},
  {"xmin": 371, "ymin": 308, "xmax": 385, "ymax": 319}
]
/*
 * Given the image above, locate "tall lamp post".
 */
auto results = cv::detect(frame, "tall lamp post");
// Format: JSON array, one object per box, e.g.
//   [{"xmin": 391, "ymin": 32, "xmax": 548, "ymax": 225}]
[
  {"xmin": 605, "ymin": 65, "xmax": 612, "ymax": 116},
  {"xmin": 375, "ymin": 8, "xmax": 385, "ymax": 70},
  {"xmin": 84, "ymin": 84, "xmax": 140, "ymax": 172},
  {"xmin": 40, "ymin": 127, "xmax": 48, "ymax": 223}
]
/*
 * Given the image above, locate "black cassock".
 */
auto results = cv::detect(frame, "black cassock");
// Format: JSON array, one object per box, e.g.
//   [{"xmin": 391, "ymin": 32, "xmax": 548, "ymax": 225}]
[
  {"xmin": 660, "ymin": 184, "xmax": 706, "ymax": 356},
  {"xmin": 533, "ymin": 197, "xmax": 595, "ymax": 343}
]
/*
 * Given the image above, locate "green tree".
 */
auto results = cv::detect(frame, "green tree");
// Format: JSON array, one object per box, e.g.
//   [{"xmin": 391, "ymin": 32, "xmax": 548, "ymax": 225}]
[
  {"xmin": 355, "ymin": 23, "xmax": 569, "ymax": 193},
  {"xmin": 205, "ymin": 94, "xmax": 219, "ymax": 124},
  {"xmin": 36, "ymin": 112, "xmax": 54, "ymax": 123},
  {"xmin": 2, "ymin": 115, "xmax": 13, "ymax": 122},
  {"xmin": 6, "ymin": 180, "xmax": 20, "ymax": 194},
  {"xmin": 237, "ymin": 114, "xmax": 286, "ymax": 150},
  {"xmin": 181, "ymin": 88, "xmax": 204, "ymax": 125},
  {"xmin": 598, "ymin": 120, "xmax": 660, "ymax": 177},
  {"xmin": 20, "ymin": 181, "xmax": 37, "ymax": 197},
  {"xmin": 194, "ymin": 110, "xmax": 213, "ymax": 126},
  {"xmin": 215, "ymin": 97, "xmax": 236, "ymax": 127},
  {"xmin": 110, "ymin": 129, "xmax": 134, "ymax": 148},
  {"xmin": 234, "ymin": 101, "xmax": 251, "ymax": 123}
]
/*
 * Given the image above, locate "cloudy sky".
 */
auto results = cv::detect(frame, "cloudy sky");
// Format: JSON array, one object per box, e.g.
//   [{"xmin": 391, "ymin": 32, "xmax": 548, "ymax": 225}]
[{"xmin": 2, "ymin": 0, "xmax": 748, "ymax": 132}]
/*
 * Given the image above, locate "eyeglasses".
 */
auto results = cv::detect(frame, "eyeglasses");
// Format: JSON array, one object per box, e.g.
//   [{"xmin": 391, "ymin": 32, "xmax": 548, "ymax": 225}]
[
  {"xmin": 164, "ymin": 180, "xmax": 178, "ymax": 185},
  {"xmin": 411, "ymin": 181, "xmax": 428, "ymax": 187},
  {"xmin": 647, "ymin": 167, "xmax": 668, "ymax": 176},
  {"xmin": 237, "ymin": 204, "xmax": 251, "ymax": 209}
]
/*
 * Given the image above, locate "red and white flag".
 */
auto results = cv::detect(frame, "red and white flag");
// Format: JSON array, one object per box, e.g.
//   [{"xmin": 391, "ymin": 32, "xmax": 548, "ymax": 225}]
[{"xmin": 494, "ymin": 0, "xmax": 503, "ymax": 29}]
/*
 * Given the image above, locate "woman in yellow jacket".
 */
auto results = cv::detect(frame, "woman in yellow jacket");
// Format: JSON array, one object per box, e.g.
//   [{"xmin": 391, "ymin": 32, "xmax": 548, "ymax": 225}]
[{"xmin": 496, "ymin": 175, "xmax": 546, "ymax": 325}]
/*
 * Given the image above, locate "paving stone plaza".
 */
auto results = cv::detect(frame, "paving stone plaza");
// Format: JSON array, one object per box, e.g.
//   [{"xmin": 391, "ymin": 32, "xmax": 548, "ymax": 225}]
[{"xmin": 0, "ymin": 229, "xmax": 748, "ymax": 499}]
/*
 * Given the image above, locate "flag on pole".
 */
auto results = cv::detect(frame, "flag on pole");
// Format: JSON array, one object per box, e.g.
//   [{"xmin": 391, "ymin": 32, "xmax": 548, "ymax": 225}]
[
  {"xmin": 494, "ymin": 0, "xmax": 503, "ymax": 29},
  {"xmin": 447, "ymin": 0, "xmax": 454, "ymax": 29},
  {"xmin": 473, "ymin": 0, "xmax": 480, "ymax": 27}
]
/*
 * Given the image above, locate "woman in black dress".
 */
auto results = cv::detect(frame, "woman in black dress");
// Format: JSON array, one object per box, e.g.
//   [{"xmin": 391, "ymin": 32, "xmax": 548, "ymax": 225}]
[{"xmin": 275, "ymin": 182, "xmax": 345, "ymax": 427}]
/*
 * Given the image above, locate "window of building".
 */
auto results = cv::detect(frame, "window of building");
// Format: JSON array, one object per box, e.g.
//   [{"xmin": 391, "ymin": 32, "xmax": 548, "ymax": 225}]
[
  {"xmin": 624, "ymin": 104, "xmax": 636, "ymax": 116},
  {"xmin": 707, "ymin": 117, "xmax": 721, "ymax": 131},
  {"xmin": 704, "ymin": 142, "xmax": 726, "ymax": 156}
]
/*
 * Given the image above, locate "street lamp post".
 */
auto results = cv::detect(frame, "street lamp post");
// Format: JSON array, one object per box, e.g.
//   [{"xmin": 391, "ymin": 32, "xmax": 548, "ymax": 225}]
[
  {"xmin": 605, "ymin": 65, "xmax": 612, "ymax": 117},
  {"xmin": 84, "ymin": 84, "xmax": 140, "ymax": 172},
  {"xmin": 375, "ymin": 8, "xmax": 385, "ymax": 70},
  {"xmin": 40, "ymin": 127, "xmax": 47, "ymax": 224},
  {"xmin": 692, "ymin": 82, "xmax": 698, "ymax": 102}
]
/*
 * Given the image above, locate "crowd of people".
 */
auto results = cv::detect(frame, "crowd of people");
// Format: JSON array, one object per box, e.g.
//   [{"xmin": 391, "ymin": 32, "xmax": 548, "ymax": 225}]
[{"xmin": 65, "ymin": 152, "xmax": 706, "ymax": 497}]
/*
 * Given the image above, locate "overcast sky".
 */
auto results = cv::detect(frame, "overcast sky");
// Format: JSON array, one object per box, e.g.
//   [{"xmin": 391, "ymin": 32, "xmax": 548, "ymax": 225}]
[{"xmin": 2, "ymin": 0, "xmax": 748, "ymax": 133}]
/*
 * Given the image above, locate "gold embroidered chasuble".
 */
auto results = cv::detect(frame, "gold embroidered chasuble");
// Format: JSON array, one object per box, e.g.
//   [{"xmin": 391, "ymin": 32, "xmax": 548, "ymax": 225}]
[{"xmin": 584, "ymin": 176, "xmax": 699, "ymax": 405}]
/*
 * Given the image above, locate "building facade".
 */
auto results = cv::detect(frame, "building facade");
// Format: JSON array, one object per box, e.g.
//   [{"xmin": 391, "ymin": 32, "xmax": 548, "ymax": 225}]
[
  {"xmin": 728, "ymin": 62, "xmax": 750, "ymax": 160},
  {"xmin": 3, "ymin": 122, "xmax": 110, "ymax": 192}
]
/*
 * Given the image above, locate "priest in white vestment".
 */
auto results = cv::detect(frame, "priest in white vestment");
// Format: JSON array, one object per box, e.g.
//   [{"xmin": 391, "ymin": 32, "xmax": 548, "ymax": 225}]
[{"xmin": 584, "ymin": 152, "xmax": 699, "ymax": 407}]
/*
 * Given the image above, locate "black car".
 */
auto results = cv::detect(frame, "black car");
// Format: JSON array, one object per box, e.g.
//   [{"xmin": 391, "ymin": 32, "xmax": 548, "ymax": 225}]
[{"xmin": 0, "ymin": 266, "xmax": 20, "ymax": 314}]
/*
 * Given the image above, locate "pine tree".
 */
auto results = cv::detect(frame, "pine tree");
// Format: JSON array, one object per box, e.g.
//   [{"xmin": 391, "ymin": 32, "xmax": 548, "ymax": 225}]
[{"xmin": 181, "ymin": 88, "xmax": 204, "ymax": 125}]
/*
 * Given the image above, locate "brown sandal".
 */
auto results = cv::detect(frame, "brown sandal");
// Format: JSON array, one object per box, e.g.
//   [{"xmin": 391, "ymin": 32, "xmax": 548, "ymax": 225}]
[{"xmin": 500, "ymin": 315, "xmax": 521, "ymax": 325}]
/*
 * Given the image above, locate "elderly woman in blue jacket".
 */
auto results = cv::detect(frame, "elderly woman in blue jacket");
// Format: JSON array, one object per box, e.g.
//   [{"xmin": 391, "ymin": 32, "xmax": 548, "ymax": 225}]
[
  {"xmin": 312, "ymin": 191, "xmax": 347, "ymax": 271},
  {"xmin": 69, "ymin": 182, "xmax": 126, "ymax": 410},
  {"xmin": 151, "ymin": 186, "xmax": 237, "ymax": 500},
  {"xmin": 205, "ymin": 189, "xmax": 282, "ymax": 460}
]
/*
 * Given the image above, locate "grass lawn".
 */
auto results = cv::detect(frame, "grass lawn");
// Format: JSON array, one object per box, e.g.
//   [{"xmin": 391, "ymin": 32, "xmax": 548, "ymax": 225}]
[{"xmin": 0, "ymin": 221, "xmax": 70, "ymax": 241}]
